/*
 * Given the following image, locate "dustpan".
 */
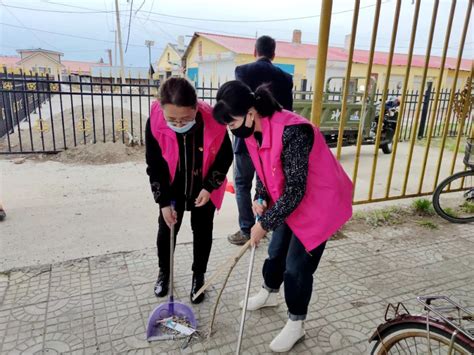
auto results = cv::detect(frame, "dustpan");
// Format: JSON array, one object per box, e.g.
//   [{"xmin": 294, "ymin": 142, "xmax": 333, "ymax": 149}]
[{"xmin": 146, "ymin": 204, "xmax": 197, "ymax": 341}]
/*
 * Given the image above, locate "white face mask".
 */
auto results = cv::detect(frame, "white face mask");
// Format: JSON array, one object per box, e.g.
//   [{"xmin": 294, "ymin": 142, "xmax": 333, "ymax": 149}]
[{"xmin": 167, "ymin": 120, "xmax": 196, "ymax": 134}]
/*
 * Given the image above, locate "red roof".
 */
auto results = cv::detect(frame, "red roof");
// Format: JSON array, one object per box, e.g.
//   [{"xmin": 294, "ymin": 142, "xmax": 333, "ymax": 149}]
[
  {"xmin": 0, "ymin": 55, "xmax": 107, "ymax": 74},
  {"xmin": 0, "ymin": 56, "xmax": 20, "ymax": 68},
  {"xmin": 197, "ymin": 32, "xmax": 471, "ymax": 71},
  {"xmin": 198, "ymin": 32, "xmax": 316, "ymax": 59}
]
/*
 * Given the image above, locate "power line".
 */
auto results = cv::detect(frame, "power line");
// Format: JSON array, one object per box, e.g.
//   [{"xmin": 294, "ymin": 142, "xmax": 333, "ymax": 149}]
[
  {"xmin": 0, "ymin": 22, "xmax": 162, "ymax": 49},
  {"xmin": 103, "ymin": 0, "xmax": 113, "ymax": 32},
  {"xmin": 0, "ymin": 2, "xmax": 247, "ymax": 40},
  {"xmin": 2, "ymin": 5, "xmax": 63, "ymax": 52},
  {"xmin": 1, "ymin": 1, "xmax": 387, "ymax": 23},
  {"xmin": 1, "ymin": 3, "xmax": 112, "ymax": 14},
  {"xmin": 134, "ymin": 0, "xmax": 146, "ymax": 15},
  {"xmin": 125, "ymin": 0, "xmax": 134, "ymax": 53},
  {"xmin": 0, "ymin": 19, "xmax": 466, "ymax": 55},
  {"xmin": 136, "ymin": 16, "xmax": 175, "ymax": 43},
  {"xmin": 2, "ymin": 1, "xmax": 468, "ymax": 53},
  {"xmin": 143, "ymin": 0, "xmax": 154, "ymax": 23},
  {"xmin": 0, "ymin": 42, "xmax": 108, "ymax": 52},
  {"xmin": 0, "ymin": 1, "xmax": 384, "ymax": 40},
  {"xmin": 142, "ymin": 1, "xmax": 389, "ymax": 23},
  {"xmin": 0, "ymin": 1, "xmax": 394, "ymax": 41}
]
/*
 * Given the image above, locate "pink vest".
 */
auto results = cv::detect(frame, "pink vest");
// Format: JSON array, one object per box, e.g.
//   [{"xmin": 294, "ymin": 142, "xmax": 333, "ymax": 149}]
[
  {"xmin": 150, "ymin": 100, "xmax": 228, "ymax": 210},
  {"xmin": 245, "ymin": 110, "xmax": 353, "ymax": 251}
]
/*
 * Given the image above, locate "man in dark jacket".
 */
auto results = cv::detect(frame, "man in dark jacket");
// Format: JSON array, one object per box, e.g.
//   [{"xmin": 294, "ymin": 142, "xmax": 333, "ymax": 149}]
[{"xmin": 228, "ymin": 35, "xmax": 293, "ymax": 245}]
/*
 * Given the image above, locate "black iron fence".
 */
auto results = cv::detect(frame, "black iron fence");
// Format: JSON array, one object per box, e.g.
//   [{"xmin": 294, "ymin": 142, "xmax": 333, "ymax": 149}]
[
  {"xmin": 0, "ymin": 74, "xmax": 48, "ymax": 140},
  {"xmin": 293, "ymin": 86, "xmax": 473, "ymax": 141},
  {"xmin": 0, "ymin": 70, "xmax": 158, "ymax": 154},
  {"xmin": 1, "ymin": 72, "xmax": 472, "ymax": 154}
]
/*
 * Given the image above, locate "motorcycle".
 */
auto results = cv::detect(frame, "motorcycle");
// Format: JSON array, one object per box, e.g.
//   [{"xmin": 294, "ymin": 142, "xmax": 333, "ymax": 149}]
[{"xmin": 370, "ymin": 96, "xmax": 400, "ymax": 154}]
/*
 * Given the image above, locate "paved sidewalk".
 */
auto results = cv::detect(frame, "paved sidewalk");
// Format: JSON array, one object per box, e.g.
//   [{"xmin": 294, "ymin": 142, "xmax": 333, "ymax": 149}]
[{"xmin": 0, "ymin": 222, "xmax": 472, "ymax": 354}]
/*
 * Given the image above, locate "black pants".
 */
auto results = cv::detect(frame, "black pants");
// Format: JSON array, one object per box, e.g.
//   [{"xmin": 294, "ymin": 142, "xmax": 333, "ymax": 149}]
[
  {"xmin": 157, "ymin": 200, "xmax": 216, "ymax": 275},
  {"xmin": 262, "ymin": 223, "xmax": 326, "ymax": 320}
]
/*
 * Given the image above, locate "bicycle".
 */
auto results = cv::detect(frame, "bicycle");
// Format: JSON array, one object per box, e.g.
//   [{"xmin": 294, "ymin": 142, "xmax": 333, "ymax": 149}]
[
  {"xmin": 432, "ymin": 137, "xmax": 474, "ymax": 223},
  {"xmin": 369, "ymin": 295, "xmax": 474, "ymax": 354}
]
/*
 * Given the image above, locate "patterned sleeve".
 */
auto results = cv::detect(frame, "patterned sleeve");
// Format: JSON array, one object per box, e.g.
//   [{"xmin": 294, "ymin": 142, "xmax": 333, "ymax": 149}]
[
  {"xmin": 259, "ymin": 124, "xmax": 314, "ymax": 231},
  {"xmin": 254, "ymin": 174, "xmax": 269, "ymax": 201}
]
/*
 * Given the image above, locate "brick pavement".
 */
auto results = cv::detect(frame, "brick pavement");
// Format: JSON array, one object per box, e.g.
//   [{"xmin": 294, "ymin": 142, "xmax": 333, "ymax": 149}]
[{"xmin": 0, "ymin": 222, "xmax": 472, "ymax": 354}]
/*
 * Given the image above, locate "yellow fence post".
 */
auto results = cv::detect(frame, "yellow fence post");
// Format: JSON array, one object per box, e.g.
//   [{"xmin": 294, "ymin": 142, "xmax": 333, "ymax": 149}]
[
  {"xmin": 352, "ymin": 0, "xmax": 382, "ymax": 200},
  {"xmin": 449, "ymin": 69, "xmax": 473, "ymax": 176},
  {"xmin": 433, "ymin": 1, "xmax": 472, "ymax": 189},
  {"xmin": 336, "ymin": 0, "xmax": 360, "ymax": 161},
  {"xmin": 368, "ymin": 0, "xmax": 402, "ymax": 200},
  {"xmin": 310, "ymin": 0, "xmax": 332, "ymax": 127},
  {"xmin": 384, "ymin": 0, "xmax": 422, "ymax": 198},
  {"xmin": 401, "ymin": 0, "xmax": 439, "ymax": 196},
  {"xmin": 416, "ymin": 0, "xmax": 457, "ymax": 194}
]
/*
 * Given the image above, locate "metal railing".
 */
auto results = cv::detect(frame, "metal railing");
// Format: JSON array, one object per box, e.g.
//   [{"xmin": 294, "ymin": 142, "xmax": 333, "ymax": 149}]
[
  {"xmin": 310, "ymin": 0, "xmax": 473, "ymax": 204},
  {"xmin": 0, "ymin": 69, "xmax": 158, "ymax": 153}
]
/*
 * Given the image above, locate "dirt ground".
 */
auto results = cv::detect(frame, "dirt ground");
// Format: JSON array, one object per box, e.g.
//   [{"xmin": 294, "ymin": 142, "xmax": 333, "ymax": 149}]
[{"xmin": 33, "ymin": 141, "xmax": 145, "ymax": 165}]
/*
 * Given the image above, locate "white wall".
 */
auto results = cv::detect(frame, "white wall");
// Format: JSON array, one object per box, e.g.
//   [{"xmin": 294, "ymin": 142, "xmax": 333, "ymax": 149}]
[
  {"xmin": 197, "ymin": 52, "xmax": 236, "ymax": 86},
  {"xmin": 306, "ymin": 60, "xmax": 347, "ymax": 90}
]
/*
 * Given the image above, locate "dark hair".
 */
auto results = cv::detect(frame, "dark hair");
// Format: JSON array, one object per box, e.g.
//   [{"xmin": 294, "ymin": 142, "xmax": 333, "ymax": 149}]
[
  {"xmin": 213, "ymin": 80, "xmax": 282, "ymax": 124},
  {"xmin": 159, "ymin": 77, "xmax": 197, "ymax": 108},
  {"xmin": 255, "ymin": 35, "xmax": 276, "ymax": 58}
]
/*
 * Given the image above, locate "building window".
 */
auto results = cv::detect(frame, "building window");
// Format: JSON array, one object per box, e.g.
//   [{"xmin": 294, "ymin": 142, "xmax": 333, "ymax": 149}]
[
  {"xmin": 167, "ymin": 53, "xmax": 170, "ymax": 61},
  {"xmin": 37, "ymin": 67, "xmax": 51, "ymax": 74}
]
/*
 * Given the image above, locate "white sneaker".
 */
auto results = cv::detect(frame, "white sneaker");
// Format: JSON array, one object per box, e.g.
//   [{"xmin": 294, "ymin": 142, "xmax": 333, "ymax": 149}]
[
  {"xmin": 239, "ymin": 287, "xmax": 279, "ymax": 311},
  {"xmin": 269, "ymin": 319, "xmax": 305, "ymax": 353}
]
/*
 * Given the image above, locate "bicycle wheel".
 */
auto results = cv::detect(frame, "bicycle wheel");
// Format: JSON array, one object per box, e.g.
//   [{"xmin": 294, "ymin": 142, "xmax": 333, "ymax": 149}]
[
  {"xmin": 371, "ymin": 322, "xmax": 474, "ymax": 354},
  {"xmin": 432, "ymin": 170, "xmax": 474, "ymax": 223}
]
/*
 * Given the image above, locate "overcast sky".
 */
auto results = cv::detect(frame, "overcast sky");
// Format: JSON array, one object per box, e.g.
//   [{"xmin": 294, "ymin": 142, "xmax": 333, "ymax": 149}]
[{"xmin": 0, "ymin": 0, "xmax": 472, "ymax": 66}]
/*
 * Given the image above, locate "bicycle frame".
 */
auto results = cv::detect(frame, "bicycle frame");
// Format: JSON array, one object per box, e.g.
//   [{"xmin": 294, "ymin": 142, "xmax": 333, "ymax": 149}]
[{"xmin": 369, "ymin": 296, "xmax": 474, "ymax": 353}]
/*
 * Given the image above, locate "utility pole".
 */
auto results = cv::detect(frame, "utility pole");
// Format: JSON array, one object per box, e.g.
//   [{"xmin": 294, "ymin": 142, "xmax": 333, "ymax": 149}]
[
  {"xmin": 114, "ymin": 0, "xmax": 125, "ymax": 82},
  {"xmin": 110, "ymin": 30, "xmax": 117, "ymax": 67},
  {"xmin": 106, "ymin": 49, "xmax": 113, "ymax": 66},
  {"xmin": 145, "ymin": 40, "xmax": 155, "ymax": 81},
  {"xmin": 144, "ymin": 40, "xmax": 154, "ymax": 68}
]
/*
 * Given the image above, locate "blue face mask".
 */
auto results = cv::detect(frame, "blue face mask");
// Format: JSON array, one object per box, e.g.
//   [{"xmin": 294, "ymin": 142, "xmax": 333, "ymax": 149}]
[{"xmin": 167, "ymin": 120, "xmax": 196, "ymax": 134}]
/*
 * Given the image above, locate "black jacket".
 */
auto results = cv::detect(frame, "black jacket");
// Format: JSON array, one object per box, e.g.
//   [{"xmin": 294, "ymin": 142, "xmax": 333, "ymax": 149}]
[
  {"xmin": 234, "ymin": 57, "xmax": 294, "ymax": 153},
  {"xmin": 145, "ymin": 113, "xmax": 233, "ymax": 211}
]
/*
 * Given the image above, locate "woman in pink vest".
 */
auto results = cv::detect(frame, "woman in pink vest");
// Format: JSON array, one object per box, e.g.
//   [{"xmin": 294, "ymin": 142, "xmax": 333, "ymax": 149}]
[
  {"xmin": 145, "ymin": 78, "xmax": 232, "ymax": 304},
  {"xmin": 213, "ymin": 80, "xmax": 353, "ymax": 352}
]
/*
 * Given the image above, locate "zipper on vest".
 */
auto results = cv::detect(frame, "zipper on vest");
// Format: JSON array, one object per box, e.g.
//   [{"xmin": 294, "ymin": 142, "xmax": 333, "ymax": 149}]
[
  {"xmin": 190, "ymin": 134, "xmax": 196, "ymax": 202},
  {"xmin": 184, "ymin": 133, "xmax": 188, "ymax": 210}
]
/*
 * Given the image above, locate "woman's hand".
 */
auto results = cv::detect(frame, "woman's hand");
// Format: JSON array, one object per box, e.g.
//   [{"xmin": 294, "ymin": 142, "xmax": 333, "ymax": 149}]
[
  {"xmin": 161, "ymin": 206, "xmax": 178, "ymax": 228},
  {"xmin": 252, "ymin": 199, "xmax": 267, "ymax": 217},
  {"xmin": 195, "ymin": 189, "xmax": 211, "ymax": 207},
  {"xmin": 250, "ymin": 222, "xmax": 267, "ymax": 247}
]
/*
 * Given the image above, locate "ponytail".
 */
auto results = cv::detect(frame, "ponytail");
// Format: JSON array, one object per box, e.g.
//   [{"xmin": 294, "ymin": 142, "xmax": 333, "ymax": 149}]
[{"xmin": 253, "ymin": 84, "xmax": 282, "ymax": 117}]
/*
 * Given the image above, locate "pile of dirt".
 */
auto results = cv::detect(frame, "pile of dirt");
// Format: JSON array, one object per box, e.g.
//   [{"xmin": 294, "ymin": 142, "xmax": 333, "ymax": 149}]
[{"xmin": 36, "ymin": 142, "xmax": 145, "ymax": 165}]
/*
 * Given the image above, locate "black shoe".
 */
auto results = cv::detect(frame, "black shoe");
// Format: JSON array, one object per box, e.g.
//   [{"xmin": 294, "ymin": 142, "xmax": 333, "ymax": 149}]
[
  {"xmin": 190, "ymin": 273, "xmax": 205, "ymax": 304},
  {"xmin": 0, "ymin": 209, "xmax": 6, "ymax": 221},
  {"xmin": 154, "ymin": 271, "xmax": 169, "ymax": 297},
  {"xmin": 227, "ymin": 230, "xmax": 250, "ymax": 246}
]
